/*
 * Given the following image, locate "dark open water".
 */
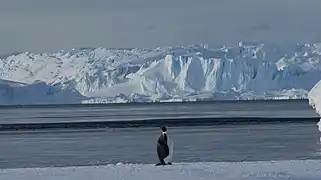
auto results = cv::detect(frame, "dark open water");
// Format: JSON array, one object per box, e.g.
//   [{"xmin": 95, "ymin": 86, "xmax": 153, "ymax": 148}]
[{"xmin": 0, "ymin": 100, "xmax": 320, "ymax": 169}]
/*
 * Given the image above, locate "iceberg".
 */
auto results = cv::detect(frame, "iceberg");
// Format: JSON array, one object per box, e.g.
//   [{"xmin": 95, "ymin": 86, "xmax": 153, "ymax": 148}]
[
  {"xmin": 0, "ymin": 79, "xmax": 86, "ymax": 105},
  {"xmin": 1, "ymin": 42, "xmax": 321, "ymax": 104},
  {"xmin": 308, "ymin": 80, "xmax": 321, "ymax": 132}
]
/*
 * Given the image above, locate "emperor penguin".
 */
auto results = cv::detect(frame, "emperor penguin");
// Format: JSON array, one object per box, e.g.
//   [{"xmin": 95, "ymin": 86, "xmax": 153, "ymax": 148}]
[{"xmin": 156, "ymin": 125, "xmax": 174, "ymax": 166}]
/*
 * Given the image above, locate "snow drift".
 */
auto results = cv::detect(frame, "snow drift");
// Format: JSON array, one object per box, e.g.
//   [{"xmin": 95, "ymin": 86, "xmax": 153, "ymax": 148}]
[
  {"xmin": 1, "ymin": 42, "xmax": 321, "ymax": 104},
  {"xmin": 1, "ymin": 160, "xmax": 321, "ymax": 180}
]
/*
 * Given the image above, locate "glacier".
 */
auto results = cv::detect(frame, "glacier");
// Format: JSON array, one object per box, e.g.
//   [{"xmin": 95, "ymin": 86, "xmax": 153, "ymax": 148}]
[{"xmin": 1, "ymin": 42, "xmax": 321, "ymax": 104}]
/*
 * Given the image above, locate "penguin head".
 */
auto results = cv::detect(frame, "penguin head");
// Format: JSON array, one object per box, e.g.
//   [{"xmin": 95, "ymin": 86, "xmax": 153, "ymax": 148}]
[{"xmin": 160, "ymin": 125, "xmax": 167, "ymax": 132}]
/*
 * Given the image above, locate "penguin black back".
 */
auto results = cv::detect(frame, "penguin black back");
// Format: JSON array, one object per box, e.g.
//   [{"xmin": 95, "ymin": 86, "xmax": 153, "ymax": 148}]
[{"xmin": 157, "ymin": 126, "xmax": 170, "ymax": 164}]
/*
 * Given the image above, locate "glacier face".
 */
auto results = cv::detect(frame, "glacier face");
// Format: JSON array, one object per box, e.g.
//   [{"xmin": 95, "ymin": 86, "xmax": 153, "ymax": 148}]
[{"xmin": 0, "ymin": 42, "xmax": 321, "ymax": 104}]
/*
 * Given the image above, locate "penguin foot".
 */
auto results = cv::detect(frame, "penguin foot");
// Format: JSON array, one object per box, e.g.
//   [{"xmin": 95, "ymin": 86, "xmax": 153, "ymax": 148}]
[{"xmin": 155, "ymin": 162, "xmax": 172, "ymax": 166}]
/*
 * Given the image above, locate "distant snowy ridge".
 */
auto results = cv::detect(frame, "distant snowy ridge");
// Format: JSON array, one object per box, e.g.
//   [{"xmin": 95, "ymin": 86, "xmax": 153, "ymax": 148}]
[{"xmin": 1, "ymin": 42, "xmax": 321, "ymax": 104}]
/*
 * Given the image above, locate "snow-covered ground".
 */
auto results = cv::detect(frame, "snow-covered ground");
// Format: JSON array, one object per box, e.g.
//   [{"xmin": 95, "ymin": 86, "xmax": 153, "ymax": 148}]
[
  {"xmin": 1, "ymin": 42, "xmax": 321, "ymax": 104},
  {"xmin": 1, "ymin": 160, "xmax": 320, "ymax": 180}
]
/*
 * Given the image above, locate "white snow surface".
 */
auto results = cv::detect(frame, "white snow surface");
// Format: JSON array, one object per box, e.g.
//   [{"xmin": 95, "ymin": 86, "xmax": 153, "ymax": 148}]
[
  {"xmin": 1, "ymin": 160, "xmax": 321, "ymax": 180},
  {"xmin": 308, "ymin": 80, "xmax": 321, "ymax": 132},
  {"xmin": 1, "ymin": 42, "xmax": 321, "ymax": 104}
]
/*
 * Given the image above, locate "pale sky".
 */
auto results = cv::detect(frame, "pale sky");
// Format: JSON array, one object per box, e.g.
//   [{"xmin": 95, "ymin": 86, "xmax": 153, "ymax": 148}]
[{"xmin": 0, "ymin": 0, "xmax": 321, "ymax": 54}]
